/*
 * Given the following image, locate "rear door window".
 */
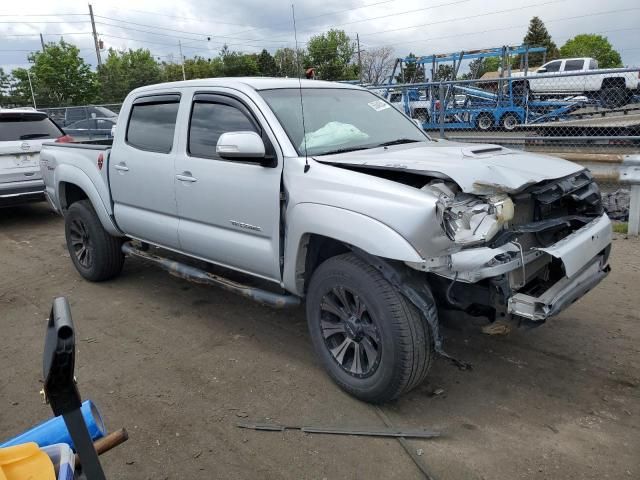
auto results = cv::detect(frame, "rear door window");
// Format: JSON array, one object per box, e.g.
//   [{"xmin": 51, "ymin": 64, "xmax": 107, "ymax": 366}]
[
  {"xmin": 0, "ymin": 113, "xmax": 63, "ymax": 141},
  {"xmin": 126, "ymin": 96, "xmax": 180, "ymax": 153},
  {"xmin": 564, "ymin": 59, "xmax": 584, "ymax": 71}
]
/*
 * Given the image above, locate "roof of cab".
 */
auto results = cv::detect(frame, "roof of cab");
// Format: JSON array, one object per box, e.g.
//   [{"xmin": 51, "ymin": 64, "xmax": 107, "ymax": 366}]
[{"xmin": 129, "ymin": 77, "xmax": 363, "ymax": 95}]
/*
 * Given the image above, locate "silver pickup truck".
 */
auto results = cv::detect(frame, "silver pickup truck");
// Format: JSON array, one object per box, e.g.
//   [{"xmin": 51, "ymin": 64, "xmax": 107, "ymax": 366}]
[{"xmin": 40, "ymin": 78, "xmax": 612, "ymax": 403}]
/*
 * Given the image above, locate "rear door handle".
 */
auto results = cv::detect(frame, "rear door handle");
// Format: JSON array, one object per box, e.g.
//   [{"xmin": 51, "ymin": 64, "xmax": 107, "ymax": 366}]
[
  {"xmin": 176, "ymin": 172, "xmax": 197, "ymax": 183},
  {"xmin": 114, "ymin": 163, "xmax": 129, "ymax": 172}
]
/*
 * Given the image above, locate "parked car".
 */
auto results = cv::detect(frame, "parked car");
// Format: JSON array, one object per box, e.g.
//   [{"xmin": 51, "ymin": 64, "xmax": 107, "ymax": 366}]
[
  {"xmin": 64, "ymin": 117, "xmax": 117, "ymax": 141},
  {"xmin": 45, "ymin": 105, "xmax": 118, "ymax": 127},
  {"xmin": 511, "ymin": 57, "xmax": 640, "ymax": 108},
  {"xmin": 1, "ymin": 108, "xmax": 70, "ymax": 206},
  {"xmin": 40, "ymin": 78, "xmax": 612, "ymax": 403}
]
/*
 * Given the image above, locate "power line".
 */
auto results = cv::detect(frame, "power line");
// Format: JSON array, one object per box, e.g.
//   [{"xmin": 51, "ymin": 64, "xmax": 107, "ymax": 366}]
[
  {"xmin": 94, "ymin": 20, "xmax": 291, "ymax": 44},
  {"xmin": 0, "ymin": 20, "xmax": 89, "ymax": 24},
  {"xmin": 0, "ymin": 13, "xmax": 87, "ymax": 17},
  {"xmin": 297, "ymin": 0, "xmax": 473, "ymax": 33},
  {"xmin": 0, "ymin": 32, "xmax": 93, "ymax": 37},
  {"xmin": 357, "ymin": 0, "xmax": 572, "ymax": 37},
  {"xmin": 364, "ymin": 8, "xmax": 640, "ymax": 49}
]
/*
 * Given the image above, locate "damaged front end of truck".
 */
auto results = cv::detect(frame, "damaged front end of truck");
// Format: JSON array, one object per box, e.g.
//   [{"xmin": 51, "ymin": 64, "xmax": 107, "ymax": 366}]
[{"xmin": 412, "ymin": 168, "xmax": 611, "ymax": 326}]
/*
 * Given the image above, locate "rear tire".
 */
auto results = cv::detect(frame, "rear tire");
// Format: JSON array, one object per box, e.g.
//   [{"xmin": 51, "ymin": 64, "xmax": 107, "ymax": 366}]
[
  {"xmin": 500, "ymin": 112, "xmax": 520, "ymax": 131},
  {"xmin": 306, "ymin": 253, "xmax": 434, "ymax": 403},
  {"xmin": 599, "ymin": 86, "xmax": 631, "ymax": 109},
  {"xmin": 64, "ymin": 200, "xmax": 124, "ymax": 282}
]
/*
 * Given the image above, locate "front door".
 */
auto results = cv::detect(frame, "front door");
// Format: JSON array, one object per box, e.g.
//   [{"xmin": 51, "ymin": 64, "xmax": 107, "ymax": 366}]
[
  {"xmin": 174, "ymin": 92, "xmax": 283, "ymax": 281},
  {"xmin": 110, "ymin": 94, "xmax": 182, "ymax": 249}
]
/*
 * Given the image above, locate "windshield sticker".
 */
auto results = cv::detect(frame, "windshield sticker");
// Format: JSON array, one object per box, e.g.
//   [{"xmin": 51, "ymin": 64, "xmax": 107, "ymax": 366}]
[{"xmin": 368, "ymin": 100, "xmax": 390, "ymax": 112}]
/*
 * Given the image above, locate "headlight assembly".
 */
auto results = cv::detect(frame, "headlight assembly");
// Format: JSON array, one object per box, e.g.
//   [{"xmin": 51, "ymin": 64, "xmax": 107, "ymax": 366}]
[{"xmin": 436, "ymin": 192, "xmax": 514, "ymax": 246}]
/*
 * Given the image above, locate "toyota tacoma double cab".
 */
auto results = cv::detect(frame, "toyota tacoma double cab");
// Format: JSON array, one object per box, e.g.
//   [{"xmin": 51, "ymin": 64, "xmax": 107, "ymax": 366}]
[{"xmin": 40, "ymin": 78, "xmax": 612, "ymax": 403}]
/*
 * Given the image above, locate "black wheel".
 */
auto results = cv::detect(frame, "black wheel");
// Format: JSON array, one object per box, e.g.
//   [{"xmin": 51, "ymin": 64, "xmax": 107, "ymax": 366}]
[
  {"xmin": 500, "ymin": 112, "xmax": 520, "ymax": 131},
  {"xmin": 306, "ymin": 253, "xmax": 434, "ymax": 403},
  {"xmin": 65, "ymin": 200, "xmax": 124, "ymax": 281},
  {"xmin": 599, "ymin": 86, "xmax": 631, "ymax": 109},
  {"xmin": 475, "ymin": 112, "xmax": 494, "ymax": 131},
  {"xmin": 413, "ymin": 108, "xmax": 429, "ymax": 123}
]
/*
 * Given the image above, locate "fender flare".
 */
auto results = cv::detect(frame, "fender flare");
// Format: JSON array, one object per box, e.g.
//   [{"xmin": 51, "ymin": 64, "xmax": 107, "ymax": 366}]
[
  {"xmin": 55, "ymin": 164, "xmax": 121, "ymax": 236},
  {"xmin": 282, "ymin": 203, "xmax": 423, "ymax": 295}
]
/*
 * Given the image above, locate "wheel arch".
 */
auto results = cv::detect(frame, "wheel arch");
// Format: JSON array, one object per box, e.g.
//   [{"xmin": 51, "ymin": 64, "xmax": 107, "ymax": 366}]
[
  {"xmin": 282, "ymin": 203, "xmax": 423, "ymax": 296},
  {"xmin": 55, "ymin": 165, "xmax": 121, "ymax": 236},
  {"xmin": 601, "ymin": 77, "xmax": 626, "ymax": 89}
]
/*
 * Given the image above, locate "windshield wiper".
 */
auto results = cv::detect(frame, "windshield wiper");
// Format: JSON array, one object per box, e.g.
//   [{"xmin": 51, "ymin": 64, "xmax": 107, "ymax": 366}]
[
  {"xmin": 315, "ymin": 146, "xmax": 373, "ymax": 156},
  {"xmin": 20, "ymin": 133, "xmax": 51, "ymax": 139},
  {"xmin": 374, "ymin": 139, "xmax": 421, "ymax": 148}
]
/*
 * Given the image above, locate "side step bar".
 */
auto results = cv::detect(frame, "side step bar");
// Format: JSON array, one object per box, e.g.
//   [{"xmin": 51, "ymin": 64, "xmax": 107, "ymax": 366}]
[{"xmin": 122, "ymin": 242, "xmax": 300, "ymax": 309}]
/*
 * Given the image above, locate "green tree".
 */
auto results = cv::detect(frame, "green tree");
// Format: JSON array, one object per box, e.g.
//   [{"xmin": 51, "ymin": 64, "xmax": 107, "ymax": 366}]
[
  {"xmin": 307, "ymin": 29, "xmax": 356, "ymax": 80},
  {"xmin": 257, "ymin": 49, "xmax": 277, "ymax": 76},
  {"xmin": 518, "ymin": 16, "xmax": 559, "ymax": 67},
  {"xmin": 396, "ymin": 54, "xmax": 425, "ymax": 83},
  {"xmin": 559, "ymin": 34, "xmax": 622, "ymax": 68},
  {"xmin": 15, "ymin": 40, "xmax": 98, "ymax": 106},
  {"xmin": 433, "ymin": 64, "xmax": 455, "ymax": 81},
  {"xmin": 274, "ymin": 48, "xmax": 306, "ymax": 77},
  {"xmin": 0, "ymin": 68, "xmax": 11, "ymax": 104},
  {"xmin": 218, "ymin": 45, "xmax": 259, "ymax": 76},
  {"xmin": 98, "ymin": 48, "xmax": 161, "ymax": 103}
]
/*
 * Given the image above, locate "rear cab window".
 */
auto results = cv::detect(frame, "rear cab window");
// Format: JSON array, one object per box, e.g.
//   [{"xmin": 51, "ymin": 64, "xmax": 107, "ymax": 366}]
[
  {"xmin": 126, "ymin": 94, "xmax": 180, "ymax": 153},
  {"xmin": 0, "ymin": 112, "xmax": 64, "ymax": 142}
]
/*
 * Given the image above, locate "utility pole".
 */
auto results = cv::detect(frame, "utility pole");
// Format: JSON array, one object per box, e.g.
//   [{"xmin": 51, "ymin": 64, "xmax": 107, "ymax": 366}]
[
  {"xmin": 178, "ymin": 41, "xmax": 186, "ymax": 81},
  {"xmin": 26, "ymin": 70, "xmax": 37, "ymax": 109},
  {"xmin": 40, "ymin": 33, "xmax": 46, "ymax": 52},
  {"xmin": 356, "ymin": 33, "xmax": 363, "ymax": 84},
  {"xmin": 88, "ymin": 4, "xmax": 102, "ymax": 67}
]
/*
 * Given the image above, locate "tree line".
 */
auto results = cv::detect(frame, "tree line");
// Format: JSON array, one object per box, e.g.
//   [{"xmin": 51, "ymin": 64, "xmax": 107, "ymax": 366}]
[{"xmin": 0, "ymin": 18, "xmax": 625, "ymax": 108}]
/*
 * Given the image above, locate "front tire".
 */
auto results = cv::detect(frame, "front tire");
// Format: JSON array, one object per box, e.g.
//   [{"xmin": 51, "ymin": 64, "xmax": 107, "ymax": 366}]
[
  {"xmin": 306, "ymin": 253, "xmax": 434, "ymax": 403},
  {"xmin": 64, "ymin": 200, "xmax": 124, "ymax": 281},
  {"xmin": 475, "ymin": 112, "xmax": 494, "ymax": 131}
]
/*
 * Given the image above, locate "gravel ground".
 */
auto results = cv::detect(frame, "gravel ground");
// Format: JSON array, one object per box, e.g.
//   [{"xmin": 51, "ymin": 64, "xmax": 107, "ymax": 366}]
[{"xmin": 1, "ymin": 203, "xmax": 638, "ymax": 480}]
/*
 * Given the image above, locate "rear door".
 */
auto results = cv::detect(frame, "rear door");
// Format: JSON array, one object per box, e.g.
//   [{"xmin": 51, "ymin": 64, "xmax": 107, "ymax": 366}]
[
  {"xmin": 0, "ymin": 111, "xmax": 63, "ymax": 191},
  {"xmin": 174, "ymin": 91, "xmax": 283, "ymax": 281},
  {"xmin": 109, "ymin": 94, "xmax": 182, "ymax": 249},
  {"xmin": 562, "ymin": 59, "xmax": 587, "ymax": 93}
]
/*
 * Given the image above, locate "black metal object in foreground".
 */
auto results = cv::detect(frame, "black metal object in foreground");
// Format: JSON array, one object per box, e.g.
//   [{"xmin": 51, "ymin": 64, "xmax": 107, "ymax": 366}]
[
  {"xmin": 122, "ymin": 242, "xmax": 301, "ymax": 309},
  {"xmin": 43, "ymin": 297, "xmax": 106, "ymax": 480},
  {"xmin": 237, "ymin": 422, "xmax": 440, "ymax": 439}
]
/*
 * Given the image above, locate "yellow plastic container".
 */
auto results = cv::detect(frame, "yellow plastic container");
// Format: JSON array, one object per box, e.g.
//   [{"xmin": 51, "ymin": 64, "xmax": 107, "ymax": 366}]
[{"xmin": 0, "ymin": 442, "xmax": 55, "ymax": 480}]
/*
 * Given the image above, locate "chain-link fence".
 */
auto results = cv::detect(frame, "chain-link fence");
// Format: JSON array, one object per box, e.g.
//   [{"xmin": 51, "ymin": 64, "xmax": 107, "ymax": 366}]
[{"xmin": 370, "ymin": 67, "xmax": 640, "ymax": 213}]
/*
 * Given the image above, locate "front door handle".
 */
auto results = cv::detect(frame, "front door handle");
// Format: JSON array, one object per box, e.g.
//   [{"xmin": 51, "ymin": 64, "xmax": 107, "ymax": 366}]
[
  {"xmin": 176, "ymin": 172, "xmax": 197, "ymax": 183},
  {"xmin": 114, "ymin": 163, "xmax": 129, "ymax": 172}
]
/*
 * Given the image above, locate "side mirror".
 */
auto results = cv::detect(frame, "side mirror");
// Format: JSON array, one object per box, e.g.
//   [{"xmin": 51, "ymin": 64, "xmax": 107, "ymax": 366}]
[
  {"xmin": 216, "ymin": 131, "xmax": 265, "ymax": 160},
  {"xmin": 537, "ymin": 67, "xmax": 547, "ymax": 73}
]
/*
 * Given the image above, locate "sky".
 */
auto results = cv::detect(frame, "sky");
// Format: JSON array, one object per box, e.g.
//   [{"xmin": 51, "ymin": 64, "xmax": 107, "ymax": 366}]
[{"xmin": 1, "ymin": 0, "xmax": 639, "ymax": 73}]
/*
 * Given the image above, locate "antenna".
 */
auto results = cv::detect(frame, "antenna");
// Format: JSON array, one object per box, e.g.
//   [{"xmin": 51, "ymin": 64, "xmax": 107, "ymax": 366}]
[{"xmin": 292, "ymin": 4, "xmax": 310, "ymax": 173}]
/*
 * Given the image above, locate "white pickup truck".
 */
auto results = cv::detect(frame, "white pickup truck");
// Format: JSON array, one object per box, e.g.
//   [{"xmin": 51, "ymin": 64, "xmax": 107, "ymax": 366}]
[
  {"xmin": 512, "ymin": 57, "xmax": 639, "ymax": 108},
  {"xmin": 40, "ymin": 78, "xmax": 612, "ymax": 402}
]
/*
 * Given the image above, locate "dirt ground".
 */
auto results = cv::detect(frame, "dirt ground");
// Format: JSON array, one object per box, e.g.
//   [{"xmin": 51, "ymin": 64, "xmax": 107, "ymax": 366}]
[{"xmin": 1, "ymin": 203, "xmax": 638, "ymax": 480}]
